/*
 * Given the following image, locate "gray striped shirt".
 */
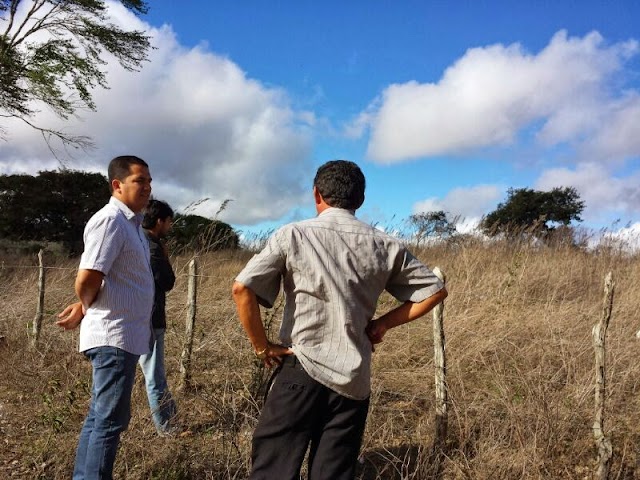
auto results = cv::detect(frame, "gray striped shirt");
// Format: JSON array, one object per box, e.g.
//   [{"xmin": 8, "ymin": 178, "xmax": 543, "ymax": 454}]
[
  {"xmin": 78, "ymin": 197, "xmax": 154, "ymax": 355},
  {"xmin": 236, "ymin": 207, "xmax": 444, "ymax": 399}
]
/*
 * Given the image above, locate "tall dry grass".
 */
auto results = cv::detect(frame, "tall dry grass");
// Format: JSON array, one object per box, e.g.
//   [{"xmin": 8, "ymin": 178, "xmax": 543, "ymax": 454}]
[{"xmin": 1, "ymin": 238, "xmax": 639, "ymax": 479}]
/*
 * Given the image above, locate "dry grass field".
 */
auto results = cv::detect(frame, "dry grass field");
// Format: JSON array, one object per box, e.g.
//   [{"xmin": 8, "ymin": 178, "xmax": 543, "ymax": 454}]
[{"xmin": 1, "ymin": 237, "xmax": 640, "ymax": 479}]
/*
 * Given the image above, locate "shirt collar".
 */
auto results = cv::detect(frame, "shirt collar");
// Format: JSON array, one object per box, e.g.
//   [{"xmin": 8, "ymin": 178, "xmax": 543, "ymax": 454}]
[
  {"xmin": 318, "ymin": 207, "xmax": 356, "ymax": 218},
  {"xmin": 109, "ymin": 196, "xmax": 143, "ymax": 223}
]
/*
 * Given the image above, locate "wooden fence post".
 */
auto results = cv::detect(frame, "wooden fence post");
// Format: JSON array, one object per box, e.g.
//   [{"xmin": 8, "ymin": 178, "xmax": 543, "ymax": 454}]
[
  {"xmin": 592, "ymin": 271, "xmax": 614, "ymax": 480},
  {"xmin": 31, "ymin": 249, "xmax": 45, "ymax": 347},
  {"xmin": 432, "ymin": 266, "xmax": 448, "ymax": 451},
  {"xmin": 179, "ymin": 257, "xmax": 198, "ymax": 391}
]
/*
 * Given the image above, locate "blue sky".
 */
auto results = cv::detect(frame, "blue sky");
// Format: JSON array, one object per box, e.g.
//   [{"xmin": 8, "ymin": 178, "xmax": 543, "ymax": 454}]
[{"xmin": 1, "ymin": 1, "xmax": 639, "ymax": 237}]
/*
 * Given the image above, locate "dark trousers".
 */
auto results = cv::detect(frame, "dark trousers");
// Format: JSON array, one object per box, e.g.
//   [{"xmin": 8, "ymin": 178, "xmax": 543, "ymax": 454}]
[{"xmin": 250, "ymin": 356, "xmax": 370, "ymax": 480}]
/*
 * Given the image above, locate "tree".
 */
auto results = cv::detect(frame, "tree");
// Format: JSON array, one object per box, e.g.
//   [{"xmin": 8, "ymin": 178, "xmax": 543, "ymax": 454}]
[
  {"xmin": 0, "ymin": 0, "xmax": 151, "ymax": 149},
  {"xmin": 0, "ymin": 169, "xmax": 110, "ymax": 253},
  {"xmin": 481, "ymin": 187, "xmax": 585, "ymax": 238},
  {"xmin": 168, "ymin": 214, "xmax": 239, "ymax": 254},
  {"xmin": 408, "ymin": 210, "xmax": 458, "ymax": 247}
]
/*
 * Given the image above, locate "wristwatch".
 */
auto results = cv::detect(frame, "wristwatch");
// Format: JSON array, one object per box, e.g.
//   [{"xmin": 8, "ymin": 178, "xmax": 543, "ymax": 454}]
[{"xmin": 255, "ymin": 346, "xmax": 268, "ymax": 360}]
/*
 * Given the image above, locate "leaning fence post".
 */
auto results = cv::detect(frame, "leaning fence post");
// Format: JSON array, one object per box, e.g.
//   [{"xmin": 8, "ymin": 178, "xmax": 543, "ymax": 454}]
[
  {"xmin": 592, "ymin": 271, "xmax": 615, "ymax": 480},
  {"xmin": 179, "ymin": 257, "xmax": 198, "ymax": 390},
  {"xmin": 432, "ymin": 266, "xmax": 448, "ymax": 452},
  {"xmin": 31, "ymin": 249, "xmax": 45, "ymax": 347}
]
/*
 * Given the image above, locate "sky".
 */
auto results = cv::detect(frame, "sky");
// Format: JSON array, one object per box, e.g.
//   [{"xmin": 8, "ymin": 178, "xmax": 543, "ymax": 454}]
[{"xmin": 1, "ymin": 0, "xmax": 639, "ymax": 239}]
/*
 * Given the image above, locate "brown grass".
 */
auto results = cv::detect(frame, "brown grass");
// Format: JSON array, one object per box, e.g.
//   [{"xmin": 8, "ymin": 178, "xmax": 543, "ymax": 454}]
[{"xmin": 1, "ymin": 239, "xmax": 640, "ymax": 479}]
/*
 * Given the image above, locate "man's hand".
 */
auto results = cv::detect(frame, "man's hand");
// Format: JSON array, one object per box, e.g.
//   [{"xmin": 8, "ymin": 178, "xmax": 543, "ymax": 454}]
[
  {"xmin": 56, "ymin": 302, "xmax": 84, "ymax": 330},
  {"xmin": 259, "ymin": 342, "xmax": 294, "ymax": 368},
  {"xmin": 365, "ymin": 319, "xmax": 388, "ymax": 350}
]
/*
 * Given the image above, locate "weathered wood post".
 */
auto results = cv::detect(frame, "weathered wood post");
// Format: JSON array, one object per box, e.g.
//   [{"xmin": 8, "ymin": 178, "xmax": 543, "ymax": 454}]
[
  {"xmin": 31, "ymin": 249, "xmax": 45, "ymax": 347},
  {"xmin": 432, "ymin": 266, "xmax": 448, "ymax": 451},
  {"xmin": 179, "ymin": 257, "xmax": 198, "ymax": 390},
  {"xmin": 592, "ymin": 271, "xmax": 614, "ymax": 480}
]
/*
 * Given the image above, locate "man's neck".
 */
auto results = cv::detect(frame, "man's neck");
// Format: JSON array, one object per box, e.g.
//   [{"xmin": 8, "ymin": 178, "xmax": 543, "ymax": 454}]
[{"xmin": 146, "ymin": 228, "xmax": 162, "ymax": 239}]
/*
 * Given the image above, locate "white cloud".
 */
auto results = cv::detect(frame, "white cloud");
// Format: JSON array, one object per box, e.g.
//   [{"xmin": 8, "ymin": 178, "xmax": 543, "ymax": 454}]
[
  {"xmin": 535, "ymin": 163, "xmax": 640, "ymax": 220},
  {"xmin": 412, "ymin": 184, "xmax": 502, "ymax": 220},
  {"xmin": 599, "ymin": 222, "xmax": 640, "ymax": 252},
  {"xmin": 359, "ymin": 30, "xmax": 639, "ymax": 165},
  {"xmin": 578, "ymin": 93, "xmax": 640, "ymax": 165},
  {"xmin": 0, "ymin": 1, "xmax": 313, "ymax": 225}
]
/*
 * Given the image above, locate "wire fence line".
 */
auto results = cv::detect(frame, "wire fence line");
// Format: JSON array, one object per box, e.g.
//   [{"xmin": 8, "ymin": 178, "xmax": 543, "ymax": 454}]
[
  {"xmin": 0, "ymin": 262, "xmax": 224, "ymax": 279},
  {"xmin": 19, "ymin": 249, "xmax": 454, "ymax": 459},
  {"xmin": 10, "ymin": 247, "xmax": 622, "ymax": 477}
]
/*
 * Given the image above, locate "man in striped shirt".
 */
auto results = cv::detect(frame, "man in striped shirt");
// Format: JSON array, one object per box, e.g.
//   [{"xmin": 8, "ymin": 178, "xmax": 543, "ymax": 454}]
[
  {"xmin": 57, "ymin": 155, "xmax": 154, "ymax": 479},
  {"xmin": 233, "ymin": 160, "xmax": 448, "ymax": 480}
]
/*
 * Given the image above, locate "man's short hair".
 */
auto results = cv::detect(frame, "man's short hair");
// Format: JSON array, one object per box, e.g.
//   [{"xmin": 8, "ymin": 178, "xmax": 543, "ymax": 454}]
[
  {"xmin": 143, "ymin": 199, "xmax": 174, "ymax": 229},
  {"xmin": 313, "ymin": 160, "xmax": 365, "ymax": 210},
  {"xmin": 107, "ymin": 155, "xmax": 149, "ymax": 192}
]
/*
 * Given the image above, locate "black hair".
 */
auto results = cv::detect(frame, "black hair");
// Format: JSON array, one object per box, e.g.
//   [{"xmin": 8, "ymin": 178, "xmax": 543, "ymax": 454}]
[
  {"xmin": 142, "ymin": 199, "xmax": 174, "ymax": 229},
  {"xmin": 107, "ymin": 155, "xmax": 149, "ymax": 193},
  {"xmin": 313, "ymin": 160, "xmax": 365, "ymax": 210}
]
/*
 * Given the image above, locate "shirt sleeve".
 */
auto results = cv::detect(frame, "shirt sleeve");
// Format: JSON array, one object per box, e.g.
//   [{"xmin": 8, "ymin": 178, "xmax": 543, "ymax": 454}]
[
  {"xmin": 385, "ymin": 247, "xmax": 444, "ymax": 303},
  {"xmin": 235, "ymin": 229, "xmax": 286, "ymax": 308},
  {"xmin": 79, "ymin": 215, "xmax": 125, "ymax": 275}
]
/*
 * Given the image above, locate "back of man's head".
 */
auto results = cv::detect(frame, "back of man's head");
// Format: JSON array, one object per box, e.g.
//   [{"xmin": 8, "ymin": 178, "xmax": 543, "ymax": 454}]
[
  {"xmin": 107, "ymin": 155, "xmax": 149, "ymax": 193},
  {"xmin": 143, "ymin": 199, "xmax": 174, "ymax": 229},
  {"xmin": 314, "ymin": 160, "xmax": 365, "ymax": 211}
]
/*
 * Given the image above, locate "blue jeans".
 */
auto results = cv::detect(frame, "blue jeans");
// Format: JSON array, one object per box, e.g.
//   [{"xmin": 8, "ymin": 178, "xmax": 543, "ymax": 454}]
[
  {"xmin": 73, "ymin": 346, "xmax": 138, "ymax": 480},
  {"xmin": 138, "ymin": 328, "xmax": 177, "ymax": 433}
]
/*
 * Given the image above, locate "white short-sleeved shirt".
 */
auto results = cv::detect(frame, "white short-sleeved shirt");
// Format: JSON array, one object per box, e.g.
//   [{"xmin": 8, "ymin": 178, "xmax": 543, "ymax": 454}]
[
  {"xmin": 78, "ymin": 197, "xmax": 154, "ymax": 355},
  {"xmin": 236, "ymin": 207, "xmax": 444, "ymax": 400}
]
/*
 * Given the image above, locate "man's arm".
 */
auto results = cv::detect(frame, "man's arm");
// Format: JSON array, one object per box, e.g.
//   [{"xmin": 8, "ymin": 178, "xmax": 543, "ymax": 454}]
[
  {"xmin": 232, "ymin": 281, "xmax": 292, "ymax": 367},
  {"xmin": 150, "ymin": 239, "xmax": 176, "ymax": 292},
  {"xmin": 56, "ymin": 269, "xmax": 104, "ymax": 330},
  {"xmin": 366, "ymin": 288, "xmax": 448, "ymax": 346},
  {"xmin": 75, "ymin": 269, "xmax": 105, "ymax": 311}
]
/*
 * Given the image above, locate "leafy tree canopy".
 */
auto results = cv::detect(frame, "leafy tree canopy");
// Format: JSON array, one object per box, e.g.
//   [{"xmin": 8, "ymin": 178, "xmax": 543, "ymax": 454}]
[
  {"xmin": 0, "ymin": 0, "xmax": 150, "ymax": 148},
  {"xmin": 481, "ymin": 187, "xmax": 585, "ymax": 237},
  {"xmin": 168, "ymin": 213, "xmax": 239, "ymax": 254},
  {"xmin": 408, "ymin": 210, "xmax": 458, "ymax": 246},
  {"xmin": 0, "ymin": 169, "xmax": 110, "ymax": 254}
]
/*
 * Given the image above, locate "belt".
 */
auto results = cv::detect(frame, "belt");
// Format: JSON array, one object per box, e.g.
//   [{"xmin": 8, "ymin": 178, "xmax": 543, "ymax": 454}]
[{"xmin": 281, "ymin": 354, "xmax": 303, "ymax": 370}]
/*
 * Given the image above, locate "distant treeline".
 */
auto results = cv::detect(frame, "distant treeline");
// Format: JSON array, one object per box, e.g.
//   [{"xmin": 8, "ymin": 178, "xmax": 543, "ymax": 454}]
[{"xmin": 0, "ymin": 170, "xmax": 238, "ymax": 256}]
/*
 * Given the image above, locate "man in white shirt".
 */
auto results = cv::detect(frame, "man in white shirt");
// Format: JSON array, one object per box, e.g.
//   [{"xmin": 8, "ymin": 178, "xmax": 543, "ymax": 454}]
[{"xmin": 57, "ymin": 155, "xmax": 154, "ymax": 479}]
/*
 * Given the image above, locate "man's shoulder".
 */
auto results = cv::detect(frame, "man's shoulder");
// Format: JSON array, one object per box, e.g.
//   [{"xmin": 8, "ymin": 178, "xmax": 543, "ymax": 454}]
[
  {"xmin": 307, "ymin": 210, "xmax": 390, "ymax": 236},
  {"xmin": 271, "ymin": 210, "xmax": 397, "ymax": 242},
  {"xmin": 84, "ymin": 202, "xmax": 129, "ymax": 237}
]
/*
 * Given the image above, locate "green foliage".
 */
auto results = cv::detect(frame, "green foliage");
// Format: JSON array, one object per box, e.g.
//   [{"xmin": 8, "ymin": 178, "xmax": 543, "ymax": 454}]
[
  {"xmin": 408, "ymin": 210, "xmax": 458, "ymax": 246},
  {"xmin": 0, "ymin": 169, "xmax": 109, "ymax": 254},
  {"xmin": 481, "ymin": 187, "xmax": 585, "ymax": 238},
  {"xmin": 0, "ymin": 0, "xmax": 150, "ymax": 147},
  {"xmin": 168, "ymin": 213, "xmax": 239, "ymax": 254}
]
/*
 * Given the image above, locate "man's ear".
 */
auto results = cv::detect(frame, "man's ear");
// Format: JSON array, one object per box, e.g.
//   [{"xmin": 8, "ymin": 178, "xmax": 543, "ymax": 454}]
[
  {"xmin": 313, "ymin": 186, "xmax": 322, "ymax": 205},
  {"xmin": 111, "ymin": 178, "xmax": 121, "ymax": 193}
]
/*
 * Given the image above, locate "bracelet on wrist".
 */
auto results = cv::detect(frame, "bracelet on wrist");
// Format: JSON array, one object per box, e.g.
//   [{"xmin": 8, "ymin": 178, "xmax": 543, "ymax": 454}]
[{"xmin": 255, "ymin": 345, "xmax": 268, "ymax": 360}]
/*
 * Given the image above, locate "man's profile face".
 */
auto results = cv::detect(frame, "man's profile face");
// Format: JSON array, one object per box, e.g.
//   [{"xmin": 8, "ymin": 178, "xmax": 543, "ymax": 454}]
[
  {"xmin": 112, "ymin": 164, "xmax": 152, "ymax": 214},
  {"xmin": 157, "ymin": 216, "xmax": 173, "ymax": 238}
]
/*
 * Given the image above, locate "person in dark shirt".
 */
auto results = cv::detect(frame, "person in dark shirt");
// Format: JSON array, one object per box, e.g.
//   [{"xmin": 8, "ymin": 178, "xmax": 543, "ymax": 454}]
[{"xmin": 139, "ymin": 199, "xmax": 178, "ymax": 435}]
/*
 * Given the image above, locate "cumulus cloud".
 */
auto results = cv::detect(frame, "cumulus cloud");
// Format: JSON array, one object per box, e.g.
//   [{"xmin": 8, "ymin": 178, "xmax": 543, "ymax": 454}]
[
  {"xmin": 0, "ymin": 1, "xmax": 313, "ymax": 225},
  {"xmin": 535, "ymin": 163, "xmax": 640, "ymax": 221},
  {"xmin": 412, "ymin": 184, "xmax": 502, "ymax": 231},
  {"xmin": 359, "ymin": 30, "xmax": 639, "ymax": 165}
]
